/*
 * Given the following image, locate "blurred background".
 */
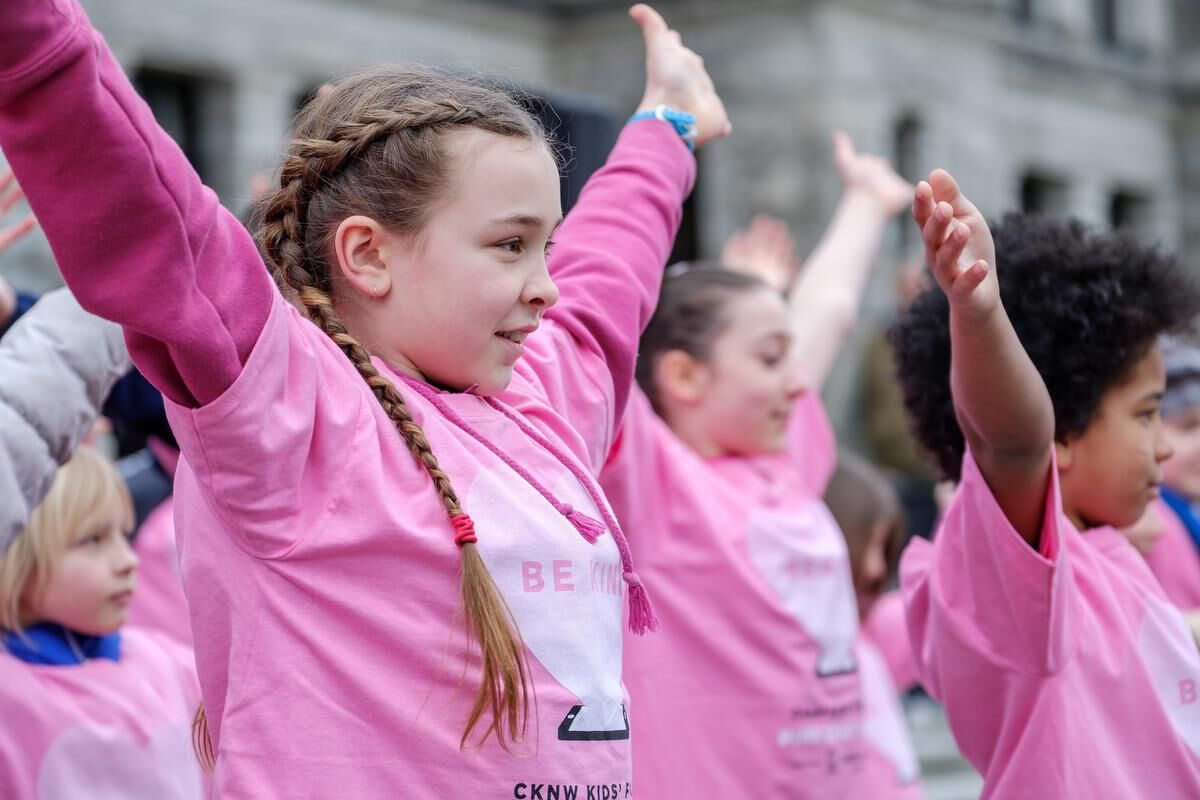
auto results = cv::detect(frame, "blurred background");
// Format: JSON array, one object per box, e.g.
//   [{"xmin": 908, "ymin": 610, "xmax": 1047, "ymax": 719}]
[{"xmin": 4, "ymin": 2, "xmax": 1198, "ymax": 795}]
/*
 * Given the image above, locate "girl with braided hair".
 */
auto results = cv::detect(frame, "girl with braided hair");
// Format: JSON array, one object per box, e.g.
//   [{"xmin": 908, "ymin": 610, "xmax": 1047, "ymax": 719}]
[{"xmin": 0, "ymin": 1, "xmax": 729, "ymax": 795}]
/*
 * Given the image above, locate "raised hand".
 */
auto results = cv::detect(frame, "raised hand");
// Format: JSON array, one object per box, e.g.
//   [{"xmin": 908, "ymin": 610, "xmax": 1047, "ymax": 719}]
[
  {"xmin": 630, "ymin": 4, "xmax": 731, "ymax": 149},
  {"xmin": 0, "ymin": 168, "xmax": 37, "ymax": 255},
  {"xmin": 913, "ymin": 169, "xmax": 998, "ymax": 320},
  {"xmin": 833, "ymin": 132, "xmax": 913, "ymax": 217},
  {"xmin": 721, "ymin": 214, "xmax": 800, "ymax": 292}
]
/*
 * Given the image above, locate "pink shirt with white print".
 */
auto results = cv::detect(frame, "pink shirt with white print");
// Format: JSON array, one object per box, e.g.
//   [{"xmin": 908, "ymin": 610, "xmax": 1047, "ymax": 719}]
[
  {"xmin": 601, "ymin": 389, "xmax": 922, "ymax": 799},
  {"xmin": 902, "ymin": 448, "xmax": 1200, "ymax": 799},
  {"xmin": 0, "ymin": 2, "xmax": 693, "ymax": 796},
  {"xmin": 0, "ymin": 628, "xmax": 203, "ymax": 800}
]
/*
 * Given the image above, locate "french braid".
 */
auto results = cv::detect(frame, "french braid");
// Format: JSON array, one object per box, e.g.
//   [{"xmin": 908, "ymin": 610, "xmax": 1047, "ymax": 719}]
[{"xmin": 193, "ymin": 67, "xmax": 548, "ymax": 771}]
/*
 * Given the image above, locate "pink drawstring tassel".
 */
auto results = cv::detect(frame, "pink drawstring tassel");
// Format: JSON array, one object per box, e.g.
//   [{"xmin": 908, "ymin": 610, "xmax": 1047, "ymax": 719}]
[
  {"xmin": 563, "ymin": 505, "xmax": 606, "ymax": 544},
  {"xmin": 624, "ymin": 571, "xmax": 658, "ymax": 634}
]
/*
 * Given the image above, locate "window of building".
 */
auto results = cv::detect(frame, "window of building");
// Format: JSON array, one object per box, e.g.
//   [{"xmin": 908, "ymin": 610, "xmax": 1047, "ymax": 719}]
[
  {"xmin": 1020, "ymin": 171, "xmax": 1070, "ymax": 216},
  {"xmin": 1110, "ymin": 189, "xmax": 1152, "ymax": 236},
  {"xmin": 132, "ymin": 66, "xmax": 233, "ymax": 194},
  {"xmin": 523, "ymin": 90, "xmax": 700, "ymax": 263},
  {"xmin": 893, "ymin": 113, "xmax": 922, "ymax": 253},
  {"xmin": 1094, "ymin": 0, "xmax": 1119, "ymax": 46}
]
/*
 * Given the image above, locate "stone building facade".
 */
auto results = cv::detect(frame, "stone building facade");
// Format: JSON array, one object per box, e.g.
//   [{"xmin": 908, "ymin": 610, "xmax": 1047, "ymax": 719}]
[{"xmin": 3, "ymin": 0, "xmax": 1195, "ymax": 437}]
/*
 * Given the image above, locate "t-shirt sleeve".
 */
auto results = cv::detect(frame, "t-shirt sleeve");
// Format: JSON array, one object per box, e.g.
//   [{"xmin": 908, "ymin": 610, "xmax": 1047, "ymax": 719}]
[
  {"xmin": 785, "ymin": 390, "xmax": 839, "ymax": 495},
  {"xmin": 510, "ymin": 121, "xmax": 695, "ymax": 472},
  {"xmin": 861, "ymin": 591, "xmax": 919, "ymax": 692},
  {"xmin": 165, "ymin": 297, "xmax": 369, "ymax": 557},
  {"xmin": 600, "ymin": 387, "xmax": 671, "ymax": 551},
  {"xmin": 900, "ymin": 446, "xmax": 1081, "ymax": 699}
]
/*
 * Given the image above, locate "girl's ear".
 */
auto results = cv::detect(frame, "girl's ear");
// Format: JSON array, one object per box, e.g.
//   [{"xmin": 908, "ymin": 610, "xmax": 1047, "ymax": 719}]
[
  {"xmin": 1054, "ymin": 439, "xmax": 1074, "ymax": 474},
  {"xmin": 333, "ymin": 215, "xmax": 395, "ymax": 300},
  {"xmin": 654, "ymin": 349, "xmax": 709, "ymax": 407}
]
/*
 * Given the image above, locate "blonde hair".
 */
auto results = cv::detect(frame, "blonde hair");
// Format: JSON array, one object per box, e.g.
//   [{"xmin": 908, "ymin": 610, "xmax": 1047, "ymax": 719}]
[{"xmin": 0, "ymin": 447, "xmax": 134, "ymax": 634}]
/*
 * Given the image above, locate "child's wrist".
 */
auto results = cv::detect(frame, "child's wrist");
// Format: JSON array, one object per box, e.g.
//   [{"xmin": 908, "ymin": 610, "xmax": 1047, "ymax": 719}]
[
  {"xmin": 840, "ymin": 187, "xmax": 896, "ymax": 219},
  {"xmin": 627, "ymin": 104, "xmax": 697, "ymax": 150}
]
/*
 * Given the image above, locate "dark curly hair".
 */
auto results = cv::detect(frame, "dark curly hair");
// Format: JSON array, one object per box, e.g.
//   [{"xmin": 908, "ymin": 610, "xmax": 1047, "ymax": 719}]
[{"xmin": 890, "ymin": 213, "xmax": 1200, "ymax": 481}]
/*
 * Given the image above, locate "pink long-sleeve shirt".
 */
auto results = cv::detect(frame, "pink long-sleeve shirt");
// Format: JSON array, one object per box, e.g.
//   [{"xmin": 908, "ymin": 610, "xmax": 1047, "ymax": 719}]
[
  {"xmin": 600, "ymin": 389, "xmax": 922, "ymax": 799},
  {"xmin": 0, "ymin": 2, "xmax": 694, "ymax": 795},
  {"xmin": 902, "ymin": 449, "xmax": 1200, "ymax": 799}
]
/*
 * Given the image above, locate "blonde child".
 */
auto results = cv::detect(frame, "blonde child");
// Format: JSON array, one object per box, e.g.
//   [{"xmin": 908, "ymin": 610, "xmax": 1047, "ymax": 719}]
[
  {"xmin": 1143, "ymin": 338, "xmax": 1200, "ymax": 610},
  {"xmin": 894, "ymin": 170, "xmax": 1200, "ymax": 796},
  {"xmin": 0, "ymin": 289, "xmax": 201, "ymax": 798},
  {"xmin": 0, "ymin": 0, "xmax": 729, "ymax": 794},
  {"xmin": 0, "ymin": 448, "xmax": 204, "ymax": 799},
  {"xmin": 600, "ymin": 134, "xmax": 921, "ymax": 798}
]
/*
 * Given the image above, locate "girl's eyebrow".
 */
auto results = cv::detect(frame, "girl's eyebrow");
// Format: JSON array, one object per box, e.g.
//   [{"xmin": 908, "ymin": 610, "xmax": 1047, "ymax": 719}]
[{"xmin": 489, "ymin": 213, "xmax": 564, "ymax": 232}]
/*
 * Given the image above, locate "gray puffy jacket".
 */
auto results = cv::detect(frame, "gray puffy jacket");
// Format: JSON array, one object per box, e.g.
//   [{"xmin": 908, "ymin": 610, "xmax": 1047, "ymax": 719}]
[{"xmin": 0, "ymin": 288, "xmax": 130, "ymax": 555}]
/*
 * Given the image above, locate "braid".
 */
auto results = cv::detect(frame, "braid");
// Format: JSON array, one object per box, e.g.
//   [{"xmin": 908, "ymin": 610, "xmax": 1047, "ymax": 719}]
[
  {"xmin": 294, "ymin": 285, "xmax": 463, "ymax": 517},
  {"xmin": 187, "ymin": 68, "xmax": 546, "ymax": 765}
]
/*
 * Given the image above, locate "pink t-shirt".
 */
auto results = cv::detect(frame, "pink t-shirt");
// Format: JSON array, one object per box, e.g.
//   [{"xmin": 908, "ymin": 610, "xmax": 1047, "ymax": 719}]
[
  {"xmin": 0, "ymin": 2, "xmax": 693, "ymax": 794},
  {"xmin": 601, "ymin": 389, "xmax": 922, "ymax": 799},
  {"xmin": 0, "ymin": 628, "xmax": 203, "ymax": 799},
  {"xmin": 1145, "ymin": 498, "xmax": 1200, "ymax": 611},
  {"xmin": 862, "ymin": 591, "xmax": 919, "ymax": 694},
  {"xmin": 902, "ymin": 449, "xmax": 1200, "ymax": 799},
  {"xmin": 126, "ymin": 497, "xmax": 193, "ymax": 647}
]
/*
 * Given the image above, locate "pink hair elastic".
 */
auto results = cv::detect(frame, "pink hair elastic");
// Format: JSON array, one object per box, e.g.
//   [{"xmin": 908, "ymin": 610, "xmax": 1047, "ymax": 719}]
[
  {"xmin": 399, "ymin": 375, "xmax": 658, "ymax": 634},
  {"xmin": 451, "ymin": 514, "xmax": 477, "ymax": 547}
]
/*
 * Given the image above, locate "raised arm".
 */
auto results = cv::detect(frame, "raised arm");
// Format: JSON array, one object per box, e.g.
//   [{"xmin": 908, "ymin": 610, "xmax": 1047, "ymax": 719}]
[
  {"xmin": 0, "ymin": 0, "xmax": 275, "ymax": 408},
  {"xmin": 526, "ymin": 4, "xmax": 727, "ymax": 457},
  {"xmin": 782, "ymin": 133, "xmax": 912, "ymax": 389},
  {"xmin": 916, "ymin": 169, "xmax": 1054, "ymax": 545},
  {"xmin": 0, "ymin": 288, "xmax": 130, "ymax": 553}
]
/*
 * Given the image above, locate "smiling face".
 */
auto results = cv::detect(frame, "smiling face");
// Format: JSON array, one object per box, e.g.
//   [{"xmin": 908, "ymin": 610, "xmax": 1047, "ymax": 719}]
[
  {"xmin": 1057, "ymin": 344, "xmax": 1174, "ymax": 530},
  {"xmin": 356, "ymin": 129, "xmax": 562, "ymax": 395},
  {"xmin": 690, "ymin": 287, "xmax": 807, "ymax": 456}
]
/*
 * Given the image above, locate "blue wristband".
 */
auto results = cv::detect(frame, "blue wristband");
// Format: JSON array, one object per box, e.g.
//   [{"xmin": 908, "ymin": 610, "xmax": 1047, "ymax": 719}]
[{"xmin": 627, "ymin": 105, "xmax": 697, "ymax": 151}]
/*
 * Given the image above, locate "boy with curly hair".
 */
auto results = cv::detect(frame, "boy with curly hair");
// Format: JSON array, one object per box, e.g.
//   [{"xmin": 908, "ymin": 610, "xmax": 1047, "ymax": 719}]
[{"xmin": 892, "ymin": 169, "xmax": 1200, "ymax": 798}]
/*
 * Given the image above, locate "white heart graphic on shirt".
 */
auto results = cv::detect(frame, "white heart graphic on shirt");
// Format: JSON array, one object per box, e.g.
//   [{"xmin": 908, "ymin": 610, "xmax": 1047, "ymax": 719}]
[
  {"xmin": 746, "ymin": 502, "xmax": 859, "ymax": 676},
  {"xmin": 1137, "ymin": 593, "xmax": 1200, "ymax": 758},
  {"xmin": 37, "ymin": 722, "xmax": 203, "ymax": 799},
  {"xmin": 468, "ymin": 467, "xmax": 629, "ymax": 739}
]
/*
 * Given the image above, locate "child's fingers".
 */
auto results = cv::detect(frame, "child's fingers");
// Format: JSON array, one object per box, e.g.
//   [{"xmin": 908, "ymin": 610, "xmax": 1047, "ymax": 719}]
[
  {"xmin": 913, "ymin": 181, "xmax": 934, "ymax": 228},
  {"xmin": 921, "ymin": 201, "xmax": 955, "ymax": 253},
  {"xmin": 0, "ymin": 168, "xmax": 14, "ymax": 194},
  {"xmin": 629, "ymin": 4, "xmax": 670, "ymax": 47},
  {"xmin": 0, "ymin": 182, "xmax": 23, "ymax": 217},
  {"xmin": 928, "ymin": 168, "xmax": 980, "ymax": 217},
  {"xmin": 949, "ymin": 259, "xmax": 989, "ymax": 302},
  {"xmin": 831, "ymin": 130, "xmax": 855, "ymax": 171},
  {"xmin": 0, "ymin": 216, "xmax": 37, "ymax": 253},
  {"xmin": 932, "ymin": 220, "xmax": 970, "ymax": 279}
]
